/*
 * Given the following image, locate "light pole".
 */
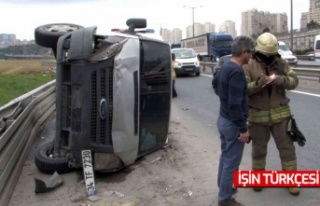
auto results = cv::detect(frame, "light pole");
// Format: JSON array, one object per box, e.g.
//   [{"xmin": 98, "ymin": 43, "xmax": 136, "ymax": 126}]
[
  {"xmin": 290, "ymin": 0, "xmax": 293, "ymax": 51},
  {"xmin": 184, "ymin": 5, "xmax": 202, "ymax": 37}
]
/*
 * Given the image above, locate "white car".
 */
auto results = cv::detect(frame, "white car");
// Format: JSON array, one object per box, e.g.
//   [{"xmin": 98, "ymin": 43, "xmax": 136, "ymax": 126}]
[{"xmin": 278, "ymin": 49, "xmax": 298, "ymax": 66}]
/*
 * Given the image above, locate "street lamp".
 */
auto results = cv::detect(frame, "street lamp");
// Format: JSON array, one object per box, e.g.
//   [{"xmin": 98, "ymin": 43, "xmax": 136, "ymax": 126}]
[
  {"xmin": 184, "ymin": 5, "xmax": 202, "ymax": 37},
  {"xmin": 290, "ymin": 0, "xmax": 293, "ymax": 51}
]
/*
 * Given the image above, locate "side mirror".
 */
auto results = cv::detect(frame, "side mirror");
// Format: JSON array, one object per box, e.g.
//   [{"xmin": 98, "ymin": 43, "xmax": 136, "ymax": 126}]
[{"xmin": 126, "ymin": 18, "xmax": 147, "ymax": 33}]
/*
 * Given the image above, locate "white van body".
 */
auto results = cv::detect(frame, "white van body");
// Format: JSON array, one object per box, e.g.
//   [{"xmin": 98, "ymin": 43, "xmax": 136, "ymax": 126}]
[
  {"xmin": 171, "ymin": 48, "xmax": 201, "ymax": 76},
  {"xmin": 278, "ymin": 41, "xmax": 293, "ymax": 55},
  {"xmin": 314, "ymin": 35, "xmax": 320, "ymax": 61}
]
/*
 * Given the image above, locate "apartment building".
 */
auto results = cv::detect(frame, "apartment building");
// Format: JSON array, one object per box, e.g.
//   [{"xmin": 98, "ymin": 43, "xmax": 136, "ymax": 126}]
[
  {"xmin": 310, "ymin": 0, "xmax": 320, "ymax": 23},
  {"xmin": 275, "ymin": 13, "xmax": 288, "ymax": 33},
  {"xmin": 160, "ymin": 28, "xmax": 182, "ymax": 44},
  {"xmin": 219, "ymin": 20, "xmax": 237, "ymax": 38},
  {"xmin": 203, "ymin": 22, "xmax": 215, "ymax": 34},
  {"xmin": 159, "ymin": 28, "xmax": 171, "ymax": 43},
  {"xmin": 0, "ymin": 33, "xmax": 16, "ymax": 43},
  {"xmin": 301, "ymin": 12, "xmax": 310, "ymax": 29},
  {"xmin": 241, "ymin": 9, "xmax": 288, "ymax": 37},
  {"xmin": 171, "ymin": 28, "xmax": 183, "ymax": 44},
  {"xmin": 186, "ymin": 23, "xmax": 202, "ymax": 38},
  {"xmin": 186, "ymin": 22, "xmax": 215, "ymax": 38}
]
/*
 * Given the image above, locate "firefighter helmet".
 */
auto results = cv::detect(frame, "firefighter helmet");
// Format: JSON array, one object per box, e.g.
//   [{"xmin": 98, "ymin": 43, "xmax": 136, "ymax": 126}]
[{"xmin": 255, "ymin": 32, "xmax": 279, "ymax": 56}]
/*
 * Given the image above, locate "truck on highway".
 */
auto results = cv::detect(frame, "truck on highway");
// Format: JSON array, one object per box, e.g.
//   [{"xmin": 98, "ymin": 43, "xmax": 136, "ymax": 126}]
[
  {"xmin": 180, "ymin": 33, "xmax": 233, "ymax": 62},
  {"xmin": 170, "ymin": 43, "xmax": 181, "ymax": 49}
]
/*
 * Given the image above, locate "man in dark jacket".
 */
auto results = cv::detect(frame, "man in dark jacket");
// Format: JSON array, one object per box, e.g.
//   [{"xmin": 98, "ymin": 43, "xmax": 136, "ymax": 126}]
[{"xmin": 213, "ymin": 36, "xmax": 255, "ymax": 206}]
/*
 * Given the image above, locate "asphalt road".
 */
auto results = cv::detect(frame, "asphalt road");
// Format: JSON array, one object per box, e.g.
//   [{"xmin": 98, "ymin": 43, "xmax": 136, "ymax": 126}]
[
  {"xmin": 204, "ymin": 60, "xmax": 320, "ymax": 68},
  {"xmin": 174, "ymin": 73, "xmax": 320, "ymax": 205}
]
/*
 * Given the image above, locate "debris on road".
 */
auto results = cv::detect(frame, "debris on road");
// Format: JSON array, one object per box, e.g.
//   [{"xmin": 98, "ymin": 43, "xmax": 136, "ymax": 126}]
[{"xmin": 34, "ymin": 171, "xmax": 63, "ymax": 194}]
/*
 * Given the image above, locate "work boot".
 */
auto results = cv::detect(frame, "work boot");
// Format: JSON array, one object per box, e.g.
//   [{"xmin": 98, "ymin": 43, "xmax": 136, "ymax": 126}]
[
  {"xmin": 288, "ymin": 187, "xmax": 300, "ymax": 196},
  {"xmin": 219, "ymin": 198, "xmax": 244, "ymax": 206},
  {"xmin": 252, "ymin": 159, "xmax": 266, "ymax": 193},
  {"xmin": 281, "ymin": 160, "xmax": 299, "ymax": 196},
  {"xmin": 252, "ymin": 187, "xmax": 263, "ymax": 192},
  {"xmin": 232, "ymin": 187, "xmax": 238, "ymax": 194},
  {"xmin": 231, "ymin": 182, "xmax": 238, "ymax": 194}
]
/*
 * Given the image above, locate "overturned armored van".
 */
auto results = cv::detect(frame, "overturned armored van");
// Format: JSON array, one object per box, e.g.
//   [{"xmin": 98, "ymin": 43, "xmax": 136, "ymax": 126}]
[{"xmin": 34, "ymin": 19, "xmax": 172, "ymax": 173}]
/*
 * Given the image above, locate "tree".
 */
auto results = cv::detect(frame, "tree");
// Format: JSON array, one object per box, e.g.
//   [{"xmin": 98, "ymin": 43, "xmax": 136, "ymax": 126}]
[
  {"xmin": 262, "ymin": 27, "xmax": 270, "ymax": 33},
  {"xmin": 251, "ymin": 33, "xmax": 259, "ymax": 40},
  {"xmin": 251, "ymin": 27, "xmax": 271, "ymax": 40},
  {"xmin": 0, "ymin": 44, "xmax": 51, "ymax": 55},
  {"xmin": 307, "ymin": 20, "xmax": 320, "ymax": 30}
]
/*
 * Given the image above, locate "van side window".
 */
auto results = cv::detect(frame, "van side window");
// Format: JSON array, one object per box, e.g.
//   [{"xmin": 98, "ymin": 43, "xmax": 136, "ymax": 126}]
[
  {"xmin": 316, "ymin": 41, "xmax": 320, "ymax": 50},
  {"xmin": 140, "ymin": 40, "xmax": 170, "ymax": 91}
]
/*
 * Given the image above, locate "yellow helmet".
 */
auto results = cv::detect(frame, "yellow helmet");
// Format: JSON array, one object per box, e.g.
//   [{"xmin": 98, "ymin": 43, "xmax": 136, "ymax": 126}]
[{"xmin": 255, "ymin": 32, "xmax": 279, "ymax": 56}]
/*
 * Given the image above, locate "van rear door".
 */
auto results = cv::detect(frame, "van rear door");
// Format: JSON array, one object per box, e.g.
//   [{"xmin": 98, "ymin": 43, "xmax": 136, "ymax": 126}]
[{"xmin": 314, "ymin": 36, "xmax": 320, "ymax": 61}]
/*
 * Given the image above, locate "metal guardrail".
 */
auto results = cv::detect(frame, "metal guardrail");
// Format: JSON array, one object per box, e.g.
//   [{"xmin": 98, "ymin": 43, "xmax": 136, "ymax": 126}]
[
  {"xmin": 0, "ymin": 81, "xmax": 56, "ymax": 206},
  {"xmin": 41, "ymin": 60, "xmax": 56, "ymax": 67},
  {"xmin": 293, "ymin": 68, "xmax": 320, "ymax": 82},
  {"xmin": 200, "ymin": 62, "xmax": 216, "ymax": 74},
  {"xmin": 296, "ymin": 55, "xmax": 314, "ymax": 61},
  {"xmin": 200, "ymin": 62, "xmax": 320, "ymax": 82}
]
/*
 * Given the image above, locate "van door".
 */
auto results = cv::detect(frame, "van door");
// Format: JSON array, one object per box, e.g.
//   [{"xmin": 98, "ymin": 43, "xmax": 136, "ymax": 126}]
[
  {"xmin": 138, "ymin": 39, "xmax": 171, "ymax": 157},
  {"xmin": 314, "ymin": 37, "xmax": 320, "ymax": 61}
]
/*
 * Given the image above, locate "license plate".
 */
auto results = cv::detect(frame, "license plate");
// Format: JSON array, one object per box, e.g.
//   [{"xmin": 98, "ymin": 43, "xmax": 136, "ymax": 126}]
[{"xmin": 82, "ymin": 150, "xmax": 97, "ymax": 196}]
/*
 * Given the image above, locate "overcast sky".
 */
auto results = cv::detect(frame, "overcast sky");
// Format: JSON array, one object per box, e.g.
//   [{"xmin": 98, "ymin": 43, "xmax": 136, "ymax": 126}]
[{"xmin": 0, "ymin": 0, "xmax": 309, "ymax": 40}]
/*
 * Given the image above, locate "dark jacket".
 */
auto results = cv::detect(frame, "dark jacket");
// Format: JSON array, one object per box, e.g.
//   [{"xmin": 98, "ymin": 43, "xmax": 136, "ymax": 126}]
[{"xmin": 213, "ymin": 61, "xmax": 248, "ymax": 132}]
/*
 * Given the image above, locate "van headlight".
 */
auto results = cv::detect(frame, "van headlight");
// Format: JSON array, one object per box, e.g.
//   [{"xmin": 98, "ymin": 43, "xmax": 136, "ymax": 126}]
[
  {"xmin": 175, "ymin": 62, "xmax": 182, "ymax": 68},
  {"xmin": 195, "ymin": 60, "xmax": 200, "ymax": 67}
]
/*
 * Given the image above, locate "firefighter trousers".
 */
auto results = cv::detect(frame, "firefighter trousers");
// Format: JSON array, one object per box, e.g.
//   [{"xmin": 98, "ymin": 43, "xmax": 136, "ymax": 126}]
[{"xmin": 249, "ymin": 118, "xmax": 297, "ymax": 170}]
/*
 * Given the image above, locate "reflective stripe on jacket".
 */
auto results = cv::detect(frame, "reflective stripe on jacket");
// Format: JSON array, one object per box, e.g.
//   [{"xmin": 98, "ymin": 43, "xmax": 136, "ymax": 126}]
[
  {"xmin": 243, "ymin": 57, "xmax": 298, "ymax": 124},
  {"xmin": 171, "ymin": 61, "xmax": 176, "ymax": 79}
]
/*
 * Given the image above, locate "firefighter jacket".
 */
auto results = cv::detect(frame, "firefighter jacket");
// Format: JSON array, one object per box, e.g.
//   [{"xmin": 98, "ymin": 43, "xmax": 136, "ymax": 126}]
[{"xmin": 243, "ymin": 56, "xmax": 299, "ymax": 124}]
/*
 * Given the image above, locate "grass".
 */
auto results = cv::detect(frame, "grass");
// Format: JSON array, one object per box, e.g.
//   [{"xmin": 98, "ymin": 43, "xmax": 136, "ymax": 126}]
[{"xmin": 0, "ymin": 59, "xmax": 56, "ymax": 107}]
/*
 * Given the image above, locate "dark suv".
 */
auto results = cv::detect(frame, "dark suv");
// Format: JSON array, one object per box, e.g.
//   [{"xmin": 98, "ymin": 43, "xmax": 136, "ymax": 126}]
[
  {"xmin": 34, "ymin": 19, "xmax": 172, "ymax": 173},
  {"xmin": 212, "ymin": 54, "xmax": 232, "ymax": 76}
]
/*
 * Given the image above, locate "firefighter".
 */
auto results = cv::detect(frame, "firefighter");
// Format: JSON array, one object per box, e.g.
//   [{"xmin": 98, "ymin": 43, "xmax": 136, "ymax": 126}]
[
  {"xmin": 243, "ymin": 32, "xmax": 300, "ymax": 195},
  {"xmin": 171, "ymin": 53, "xmax": 178, "ymax": 98}
]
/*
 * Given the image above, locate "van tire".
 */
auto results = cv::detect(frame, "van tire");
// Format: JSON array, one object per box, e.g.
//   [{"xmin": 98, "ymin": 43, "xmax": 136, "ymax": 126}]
[
  {"xmin": 35, "ymin": 23, "xmax": 84, "ymax": 49},
  {"xmin": 35, "ymin": 142, "xmax": 72, "ymax": 174}
]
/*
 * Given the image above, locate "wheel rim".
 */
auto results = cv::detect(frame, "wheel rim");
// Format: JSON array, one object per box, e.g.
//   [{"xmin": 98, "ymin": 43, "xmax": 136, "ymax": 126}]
[{"xmin": 44, "ymin": 25, "xmax": 80, "ymax": 33}]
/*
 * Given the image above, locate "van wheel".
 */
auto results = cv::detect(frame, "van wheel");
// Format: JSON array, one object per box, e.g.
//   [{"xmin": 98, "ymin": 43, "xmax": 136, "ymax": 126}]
[
  {"xmin": 35, "ymin": 142, "xmax": 72, "ymax": 174},
  {"xmin": 35, "ymin": 23, "xmax": 84, "ymax": 49},
  {"xmin": 195, "ymin": 72, "xmax": 200, "ymax": 76}
]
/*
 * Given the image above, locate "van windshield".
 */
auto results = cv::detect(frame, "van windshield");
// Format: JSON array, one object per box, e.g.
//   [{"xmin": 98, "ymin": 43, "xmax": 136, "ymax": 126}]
[
  {"xmin": 212, "ymin": 40, "xmax": 233, "ymax": 48},
  {"xmin": 279, "ymin": 44, "xmax": 290, "ymax": 51},
  {"xmin": 172, "ymin": 49, "xmax": 196, "ymax": 59}
]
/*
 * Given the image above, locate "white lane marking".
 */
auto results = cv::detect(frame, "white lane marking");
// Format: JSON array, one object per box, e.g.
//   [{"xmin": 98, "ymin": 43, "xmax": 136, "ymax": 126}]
[
  {"xmin": 201, "ymin": 73, "xmax": 212, "ymax": 78},
  {"xmin": 290, "ymin": 90, "xmax": 320, "ymax": 98},
  {"xmin": 200, "ymin": 73, "xmax": 320, "ymax": 98}
]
